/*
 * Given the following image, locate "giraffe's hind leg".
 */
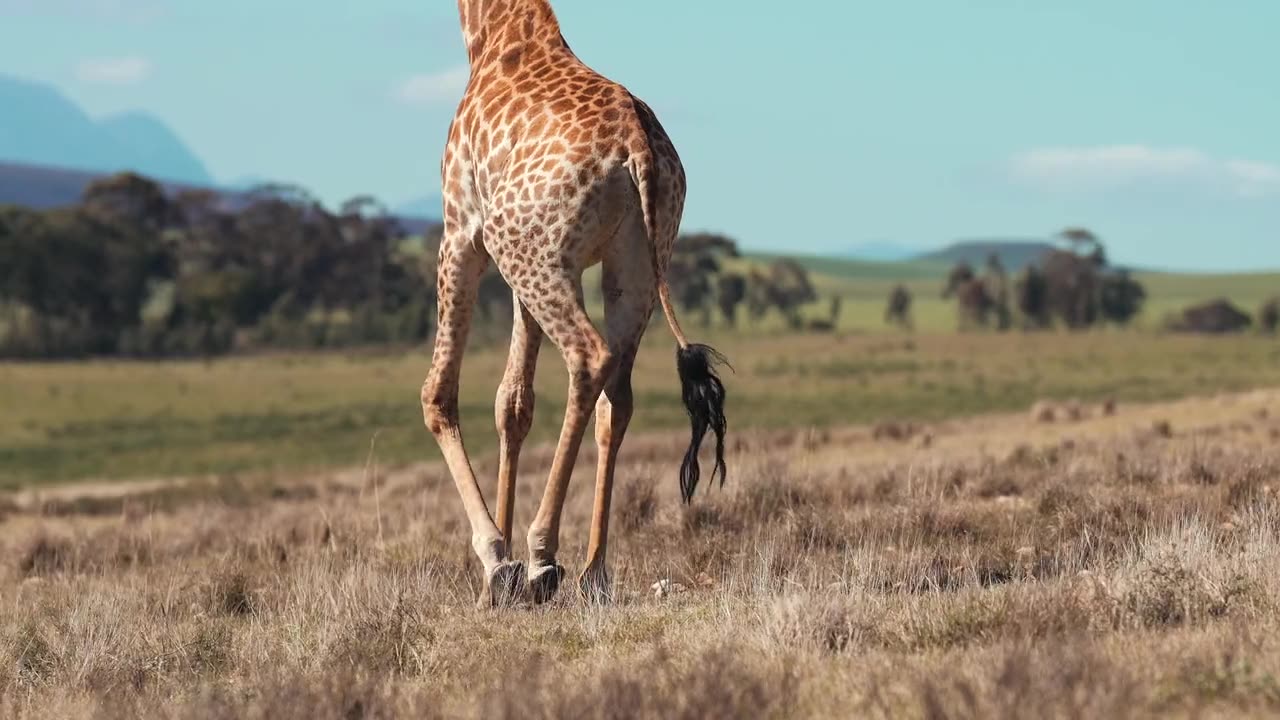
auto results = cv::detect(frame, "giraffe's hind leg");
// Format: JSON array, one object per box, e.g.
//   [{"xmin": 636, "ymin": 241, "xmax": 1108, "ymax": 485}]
[
  {"xmin": 580, "ymin": 227, "xmax": 656, "ymax": 604},
  {"xmin": 511, "ymin": 274, "xmax": 616, "ymax": 604},
  {"xmin": 421, "ymin": 233, "xmax": 522, "ymax": 607},
  {"xmin": 494, "ymin": 294, "xmax": 542, "ymax": 558}
]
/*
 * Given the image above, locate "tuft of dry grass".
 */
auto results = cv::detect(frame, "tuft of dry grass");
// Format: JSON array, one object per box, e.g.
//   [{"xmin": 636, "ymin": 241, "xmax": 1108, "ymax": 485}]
[{"xmin": 1, "ymin": 389, "xmax": 1279, "ymax": 717}]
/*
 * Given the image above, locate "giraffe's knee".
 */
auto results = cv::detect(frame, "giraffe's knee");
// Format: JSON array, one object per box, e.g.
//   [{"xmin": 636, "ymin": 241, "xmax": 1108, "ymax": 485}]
[
  {"xmin": 421, "ymin": 384, "xmax": 459, "ymax": 436},
  {"xmin": 495, "ymin": 381, "xmax": 536, "ymax": 441},
  {"xmin": 595, "ymin": 376, "xmax": 634, "ymax": 445},
  {"xmin": 568, "ymin": 344, "xmax": 616, "ymax": 391},
  {"xmin": 611, "ymin": 380, "xmax": 635, "ymax": 424}
]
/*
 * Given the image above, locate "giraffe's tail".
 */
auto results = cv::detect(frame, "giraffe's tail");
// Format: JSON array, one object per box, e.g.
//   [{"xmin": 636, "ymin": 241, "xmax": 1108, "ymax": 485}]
[{"xmin": 628, "ymin": 150, "xmax": 730, "ymax": 505}]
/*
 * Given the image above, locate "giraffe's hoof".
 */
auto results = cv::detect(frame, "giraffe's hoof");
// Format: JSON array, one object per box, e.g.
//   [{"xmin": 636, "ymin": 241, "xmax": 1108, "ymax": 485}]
[
  {"xmin": 578, "ymin": 566, "xmax": 613, "ymax": 606},
  {"xmin": 527, "ymin": 562, "xmax": 565, "ymax": 604},
  {"xmin": 478, "ymin": 561, "xmax": 526, "ymax": 609}
]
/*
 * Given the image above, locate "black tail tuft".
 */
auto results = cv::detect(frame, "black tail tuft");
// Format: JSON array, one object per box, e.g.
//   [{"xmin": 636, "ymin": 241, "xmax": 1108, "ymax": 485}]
[{"xmin": 676, "ymin": 343, "xmax": 730, "ymax": 504}]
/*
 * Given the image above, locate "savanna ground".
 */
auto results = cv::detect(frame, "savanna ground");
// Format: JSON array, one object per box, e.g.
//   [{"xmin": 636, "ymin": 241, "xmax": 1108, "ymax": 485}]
[
  {"xmin": 3, "ymin": 264, "xmax": 1280, "ymax": 717},
  {"xmin": 3, "ymin": 381, "xmax": 1280, "ymax": 718}
]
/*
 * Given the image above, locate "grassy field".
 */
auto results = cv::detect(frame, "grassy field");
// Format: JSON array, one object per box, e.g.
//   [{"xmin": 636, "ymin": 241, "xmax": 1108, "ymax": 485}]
[
  {"xmin": 4, "ymin": 329, "xmax": 1280, "ymax": 488},
  {"xmin": 3, "ymin": 258, "xmax": 1280, "ymax": 717},
  {"xmin": 721, "ymin": 255, "xmax": 1279, "ymax": 334},
  {"xmin": 1, "ymin": 388, "xmax": 1279, "ymax": 717},
  {"xmin": 1135, "ymin": 271, "xmax": 1280, "ymax": 325}
]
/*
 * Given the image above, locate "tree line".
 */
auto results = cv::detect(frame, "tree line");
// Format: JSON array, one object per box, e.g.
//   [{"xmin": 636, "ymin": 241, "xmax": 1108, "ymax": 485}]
[
  {"xmin": 6, "ymin": 175, "xmax": 1265, "ymax": 359},
  {"xmin": 936, "ymin": 228, "xmax": 1149, "ymax": 332},
  {"xmin": 930, "ymin": 228, "xmax": 1280, "ymax": 334},
  {"xmin": 666, "ymin": 233, "xmax": 841, "ymax": 332},
  {"xmin": 0, "ymin": 172, "xmax": 839, "ymax": 359},
  {"xmin": 1, "ymin": 173, "xmax": 434, "ymax": 358}
]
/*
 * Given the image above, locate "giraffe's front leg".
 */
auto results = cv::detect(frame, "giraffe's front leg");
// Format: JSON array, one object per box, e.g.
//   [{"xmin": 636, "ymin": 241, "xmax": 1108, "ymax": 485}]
[{"xmin": 422, "ymin": 232, "xmax": 523, "ymax": 608}]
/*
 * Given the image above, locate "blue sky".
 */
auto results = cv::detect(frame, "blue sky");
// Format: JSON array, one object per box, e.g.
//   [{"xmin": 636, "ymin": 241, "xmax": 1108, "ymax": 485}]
[{"xmin": 1, "ymin": 0, "xmax": 1278, "ymax": 270}]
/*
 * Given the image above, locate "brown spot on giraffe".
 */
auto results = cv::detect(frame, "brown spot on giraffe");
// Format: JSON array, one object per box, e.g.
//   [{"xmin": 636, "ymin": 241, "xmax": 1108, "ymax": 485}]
[{"xmin": 421, "ymin": 0, "xmax": 730, "ymax": 608}]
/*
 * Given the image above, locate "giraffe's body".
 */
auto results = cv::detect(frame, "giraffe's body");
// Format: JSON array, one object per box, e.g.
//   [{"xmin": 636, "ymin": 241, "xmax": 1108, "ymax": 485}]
[{"xmin": 422, "ymin": 0, "xmax": 728, "ymax": 605}]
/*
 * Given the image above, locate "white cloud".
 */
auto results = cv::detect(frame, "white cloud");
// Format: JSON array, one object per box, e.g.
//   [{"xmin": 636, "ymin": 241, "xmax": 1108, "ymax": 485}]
[
  {"xmin": 1010, "ymin": 145, "xmax": 1280, "ymax": 199},
  {"xmin": 394, "ymin": 66, "xmax": 470, "ymax": 106},
  {"xmin": 1226, "ymin": 160, "xmax": 1280, "ymax": 198},
  {"xmin": 76, "ymin": 56, "xmax": 151, "ymax": 85}
]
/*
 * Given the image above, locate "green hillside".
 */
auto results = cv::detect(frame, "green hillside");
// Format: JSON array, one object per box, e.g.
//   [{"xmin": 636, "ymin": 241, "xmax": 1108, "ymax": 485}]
[
  {"xmin": 729, "ymin": 253, "xmax": 1279, "ymax": 334},
  {"xmin": 746, "ymin": 252, "xmax": 945, "ymax": 280},
  {"xmin": 914, "ymin": 239, "xmax": 1057, "ymax": 270}
]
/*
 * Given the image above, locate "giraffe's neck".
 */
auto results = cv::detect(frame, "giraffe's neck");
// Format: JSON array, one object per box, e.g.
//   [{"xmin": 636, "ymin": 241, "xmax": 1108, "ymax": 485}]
[{"xmin": 457, "ymin": 0, "xmax": 564, "ymax": 67}]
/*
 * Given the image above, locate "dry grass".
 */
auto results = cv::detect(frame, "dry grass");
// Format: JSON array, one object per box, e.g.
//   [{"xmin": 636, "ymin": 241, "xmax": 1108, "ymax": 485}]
[{"xmin": 2, "ymin": 389, "xmax": 1280, "ymax": 718}]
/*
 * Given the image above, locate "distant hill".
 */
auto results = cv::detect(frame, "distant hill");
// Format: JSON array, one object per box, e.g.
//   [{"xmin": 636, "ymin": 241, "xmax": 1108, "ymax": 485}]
[
  {"xmin": 0, "ymin": 160, "xmax": 242, "ymax": 211},
  {"xmin": 914, "ymin": 239, "xmax": 1057, "ymax": 270},
  {"xmin": 225, "ymin": 175, "xmax": 275, "ymax": 192},
  {"xmin": 0, "ymin": 162, "xmax": 101, "ymax": 210},
  {"xmin": 843, "ymin": 241, "xmax": 921, "ymax": 263},
  {"xmin": 746, "ymin": 252, "xmax": 945, "ymax": 280},
  {"xmin": 0, "ymin": 74, "xmax": 212, "ymax": 185}
]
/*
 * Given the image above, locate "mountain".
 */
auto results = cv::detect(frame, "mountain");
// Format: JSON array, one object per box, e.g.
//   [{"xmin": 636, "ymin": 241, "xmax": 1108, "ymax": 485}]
[
  {"xmin": 0, "ymin": 74, "xmax": 212, "ymax": 185},
  {"xmin": 225, "ymin": 175, "xmax": 275, "ymax": 192},
  {"xmin": 0, "ymin": 160, "xmax": 242, "ymax": 211},
  {"xmin": 99, "ymin": 112, "xmax": 212, "ymax": 185},
  {"xmin": 844, "ymin": 241, "xmax": 920, "ymax": 262},
  {"xmin": 914, "ymin": 239, "xmax": 1057, "ymax": 271},
  {"xmin": 0, "ymin": 162, "xmax": 105, "ymax": 209}
]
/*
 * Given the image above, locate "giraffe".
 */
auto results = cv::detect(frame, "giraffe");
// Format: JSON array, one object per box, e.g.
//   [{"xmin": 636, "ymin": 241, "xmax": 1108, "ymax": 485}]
[{"xmin": 421, "ymin": 0, "xmax": 730, "ymax": 606}]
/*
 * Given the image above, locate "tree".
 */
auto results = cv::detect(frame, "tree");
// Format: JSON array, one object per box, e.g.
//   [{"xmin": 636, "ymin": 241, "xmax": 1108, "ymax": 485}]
[
  {"xmin": 942, "ymin": 262, "xmax": 994, "ymax": 330},
  {"xmin": 1041, "ymin": 249, "xmax": 1100, "ymax": 329},
  {"xmin": 1015, "ymin": 265, "xmax": 1051, "ymax": 329},
  {"xmin": 716, "ymin": 272, "xmax": 747, "ymax": 328},
  {"xmin": 0, "ymin": 208, "xmax": 103, "ymax": 344},
  {"xmin": 745, "ymin": 269, "xmax": 772, "ymax": 325},
  {"xmin": 884, "ymin": 284, "xmax": 913, "ymax": 330},
  {"xmin": 667, "ymin": 233, "xmax": 740, "ymax": 327},
  {"xmin": 667, "ymin": 250, "xmax": 717, "ymax": 320},
  {"xmin": 942, "ymin": 262, "xmax": 976, "ymax": 300},
  {"xmin": 476, "ymin": 270, "xmax": 514, "ymax": 323},
  {"xmin": 81, "ymin": 172, "xmax": 178, "ymax": 234},
  {"xmin": 983, "ymin": 253, "xmax": 1012, "ymax": 330},
  {"xmin": 0, "ymin": 204, "xmax": 172, "ymax": 355},
  {"xmin": 1260, "ymin": 297, "xmax": 1280, "ymax": 334},
  {"xmin": 1097, "ymin": 269, "xmax": 1146, "ymax": 326},
  {"xmin": 955, "ymin": 282, "xmax": 995, "ymax": 330},
  {"xmin": 676, "ymin": 233, "xmax": 741, "ymax": 258},
  {"xmin": 1006, "ymin": 228, "xmax": 1149, "ymax": 331},
  {"xmin": 1059, "ymin": 227, "xmax": 1100, "ymax": 255},
  {"xmin": 805, "ymin": 295, "xmax": 842, "ymax": 333},
  {"xmin": 1, "ymin": 172, "xmax": 437, "ymax": 357},
  {"xmin": 1168, "ymin": 299, "xmax": 1252, "ymax": 334},
  {"xmin": 750, "ymin": 258, "xmax": 819, "ymax": 329},
  {"xmin": 335, "ymin": 195, "xmax": 420, "ymax": 312},
  {"xmin": 768, "ymin": 259, "xmax": 818, "ymax": 327}
]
